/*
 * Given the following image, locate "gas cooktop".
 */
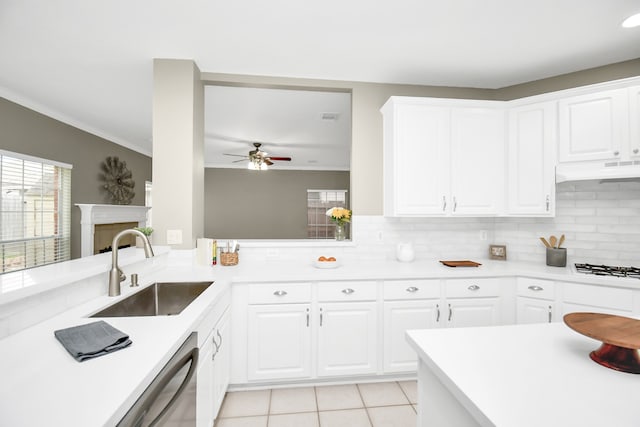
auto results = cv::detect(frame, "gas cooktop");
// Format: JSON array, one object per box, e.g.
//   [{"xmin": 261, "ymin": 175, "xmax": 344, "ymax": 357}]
[{"xmin": 575, "ymin": 263, "xmax": 640, "ymax": 279}]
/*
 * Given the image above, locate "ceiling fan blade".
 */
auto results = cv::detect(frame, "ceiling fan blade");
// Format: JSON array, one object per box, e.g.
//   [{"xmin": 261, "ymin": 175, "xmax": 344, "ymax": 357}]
[
  {"xmin": 264, "ymin": 159, "xmax": 274, "ymax": 166},
  {"xmin": 223, "ymin": 153, "xmax": 249, "ymax": 158},
  {"xmin": 231, "ymin": 159, "xmax": 246, "ymax": 163},
  {"xmin": 267, "ymin": 157, "xmax": 292, "ymax": 161}
]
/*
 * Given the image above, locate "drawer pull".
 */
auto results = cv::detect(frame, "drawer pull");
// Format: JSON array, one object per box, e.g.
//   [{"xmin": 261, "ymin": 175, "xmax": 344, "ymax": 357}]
[
  {"xmin": 528, "ymin": 285, "xmax": 544, "ymax": 292},
  {"xmin": 341, "ymin": 288, "xmax": 355, "ymax": 295},
  {"xmin": 448, "ymin": 303, "xmax": 452, "ymax": 321},
  {"xmin": 406, "ymin": 286, "xmax": 419, "ymax": 293},
  {"xmin": 273, "ymin": 290, "xmax": 288, "ymax": 297},
  {"xmin": 467, "ymin": 285, "xmax": 480, "ymax": 291},
  {"xmin": 436, "ymin": 304, "xmax": 440, "ymax": 322}
]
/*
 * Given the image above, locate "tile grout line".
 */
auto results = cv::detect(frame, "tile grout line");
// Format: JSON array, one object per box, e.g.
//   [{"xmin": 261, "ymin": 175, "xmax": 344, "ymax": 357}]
[
  {"xmin": 356, "ymin": 383, "xmax": 375, "ymax": 427},
  {"xmin": 314, "ymin": 386, "xmax": 321, "ymax": 427}
]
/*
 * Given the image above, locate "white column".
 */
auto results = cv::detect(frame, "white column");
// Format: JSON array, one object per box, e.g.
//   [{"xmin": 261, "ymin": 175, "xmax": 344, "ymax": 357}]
[{"xmin": 152, "ymin": 59, "xmax": 204, "ymax": 248}]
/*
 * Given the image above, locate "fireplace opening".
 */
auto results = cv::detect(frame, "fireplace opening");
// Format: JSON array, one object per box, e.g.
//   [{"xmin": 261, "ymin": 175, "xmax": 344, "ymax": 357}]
[{"xmin": 94, "ymin": 222, "xmax": 138, "ymax": 254}]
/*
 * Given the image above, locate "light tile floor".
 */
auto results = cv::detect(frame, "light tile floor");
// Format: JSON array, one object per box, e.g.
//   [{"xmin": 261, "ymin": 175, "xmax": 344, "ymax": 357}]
[{"xmin": 215, "ymin": 380, "xmax": 417, "ymax": 427}]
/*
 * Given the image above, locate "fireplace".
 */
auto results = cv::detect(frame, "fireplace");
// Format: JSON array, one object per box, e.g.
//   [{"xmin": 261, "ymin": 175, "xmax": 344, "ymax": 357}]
[{"xmin": 76, "ymin": 204, "xmax": 151, "ymax": 257}]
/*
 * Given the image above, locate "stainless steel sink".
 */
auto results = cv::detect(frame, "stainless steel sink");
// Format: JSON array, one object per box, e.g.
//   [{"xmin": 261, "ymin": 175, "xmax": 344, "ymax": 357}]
[{"xmin": 90, "ymin": 281, "xmax": 213, "ymax": 317}]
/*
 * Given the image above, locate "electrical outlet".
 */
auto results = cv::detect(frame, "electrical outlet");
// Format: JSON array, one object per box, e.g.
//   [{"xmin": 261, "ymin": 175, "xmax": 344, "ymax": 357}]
[
  {"xmin": 166, "ymin": 229, "xmax": 183, "ymax": 245},
  {"xmin": 479, "ymin": 230, "xmax": 488, "ymax": 241}
]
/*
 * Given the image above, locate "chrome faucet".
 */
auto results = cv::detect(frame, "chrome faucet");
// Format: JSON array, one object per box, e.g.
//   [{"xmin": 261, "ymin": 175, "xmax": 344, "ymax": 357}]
[{"xmin": 108, "ymin": 229, "xmax": 154, "ymax": 296}]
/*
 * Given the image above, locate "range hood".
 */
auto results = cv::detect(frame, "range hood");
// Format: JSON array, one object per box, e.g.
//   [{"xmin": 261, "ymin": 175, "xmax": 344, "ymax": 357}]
[{"xmin": 556, "ymin": 161, "xmax": 640, "ymax": 183}]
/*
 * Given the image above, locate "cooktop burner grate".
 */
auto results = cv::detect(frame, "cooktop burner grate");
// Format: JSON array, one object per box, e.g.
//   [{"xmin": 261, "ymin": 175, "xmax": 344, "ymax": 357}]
[{"xmin": 575, "ymin": 263, "xmax": 640, "ymax": 279}]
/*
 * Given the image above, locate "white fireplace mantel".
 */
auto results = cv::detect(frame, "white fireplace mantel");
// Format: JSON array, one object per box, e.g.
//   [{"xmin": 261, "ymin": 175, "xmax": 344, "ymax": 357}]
[{"xmin": 76, "ymin": 204, "xmax": 151, "ymax": 257}]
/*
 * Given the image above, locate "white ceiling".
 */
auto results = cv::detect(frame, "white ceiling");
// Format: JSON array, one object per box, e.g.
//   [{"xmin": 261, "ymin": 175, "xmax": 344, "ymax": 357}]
[{"xmin": 1, "ymin": 0, "xmax": 639, "ymax": 169}]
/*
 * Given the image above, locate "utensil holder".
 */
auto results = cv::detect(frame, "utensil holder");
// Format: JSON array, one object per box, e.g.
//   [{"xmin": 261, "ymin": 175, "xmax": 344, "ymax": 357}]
[
  {"xmin": 220, "ymin": 252, "xmax": 238, "ymax": 266},
  {"xmin": 546, "ymin": 247, "xmax": 566, "ymax": 267}
]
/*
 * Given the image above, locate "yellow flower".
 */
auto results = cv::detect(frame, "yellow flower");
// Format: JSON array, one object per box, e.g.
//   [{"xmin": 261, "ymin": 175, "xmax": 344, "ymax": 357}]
[{"xmin": 326, "ymin": 207, "xmax": 352, "ymax": 224}]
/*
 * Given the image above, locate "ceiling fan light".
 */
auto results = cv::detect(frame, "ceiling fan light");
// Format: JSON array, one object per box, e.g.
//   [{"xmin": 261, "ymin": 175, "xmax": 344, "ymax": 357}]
[{"xmin": 622, "ymin": 12, "xmax": 640, "ymax": 28}]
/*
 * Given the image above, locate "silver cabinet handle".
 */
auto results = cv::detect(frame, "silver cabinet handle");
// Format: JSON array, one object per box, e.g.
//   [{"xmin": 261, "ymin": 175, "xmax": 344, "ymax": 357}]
[
  {"xmin": 442, "ymin": 196, "xmax": 447, "ymax": 212},
  {"xmin": 212, "ymin": 334, "xmax": 219, "ymax": 361},
  {"xmin": 546, "ymin": 195, "xmax": 550, "ymax": 212},
  {"xmin": 436, "ymin": 304, "xmax": 440, "ymax": 322},
  {"xmin": 306, "ymin": 308, "xmax": 310, "ymax": 327},
  {"xmin": 467, "ymin": 285, "xmax": 480, "ymax": 291},
  {"xmin": 319, "ymin": 307, "xmax": 323, "ymax": 327},
  {"xmin": 634, "ymin": 148, "xmax": 639, "ymax": 154},
  {"xmin": 528, "ymin": 285, "xmax": 544, "ymax": 291},
  {"xmin": 448, "ymin": 303, "xmax": 452, "ymax": 321},
  {"xmin": 548, "ymin": 305, "xmax": 552, "ymax": 323},
  {"xmin": 453, "ymin": 196, "xmax": 457, "ymax": 212},
  {"xmin": 273, "ymin": 290, "xmax": 287, "ymax": 296},
  {"xmin": 216, "ymin": 329, "xmax": 223, "ymax": 351},
  {"xmin": 406, "ymin": 286, "xmax": 419, "ymax": 293},
  {"xmin": 341, "ymin": 288, "xmax": 355, "ymax": 295},
  {"xmin": 614, "ymin": 150, "xmax": 620, "ymax": 156}
]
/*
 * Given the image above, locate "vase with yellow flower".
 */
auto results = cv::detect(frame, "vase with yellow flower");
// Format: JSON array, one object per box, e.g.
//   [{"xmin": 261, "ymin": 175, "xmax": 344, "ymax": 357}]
[{"xmin": 326, "ymin": 207, "xmax": 352, "ymax": 241}]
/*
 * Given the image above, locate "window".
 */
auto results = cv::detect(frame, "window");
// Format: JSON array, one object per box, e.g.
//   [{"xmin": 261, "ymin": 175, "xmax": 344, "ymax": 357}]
[
  {"xmin": 307, "ymin": 189, "xmax": 349, "ymax": 239},
  {"xmin": 0, "ymin": 150, "xmax": 72, "ymax": 273}
]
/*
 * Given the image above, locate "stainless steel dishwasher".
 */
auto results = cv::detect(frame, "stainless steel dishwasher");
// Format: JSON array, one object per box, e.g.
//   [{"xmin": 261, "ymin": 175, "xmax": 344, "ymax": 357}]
[{"xmin": 118, "ymin": 332, "xmax": 198, "ymax": 427}]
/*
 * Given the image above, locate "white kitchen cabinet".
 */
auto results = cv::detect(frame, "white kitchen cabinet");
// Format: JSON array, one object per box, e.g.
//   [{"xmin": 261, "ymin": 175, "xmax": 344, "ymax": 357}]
[
  {"xmin": 382, "ymin": 97, "xmax": 505, "ymax": 217},
  {"xmin": 443, "ymin": 278, "xmax": 502, "ymax": 328},
  {"xmin": 449, "ymin": 107, "xmax": 505, "ymax": 215},
  {"xmin": 382, "ymin": 100, "xmax": 450, "ymax": 215},
  {"xmin": 383, "ymin": 280, "xmax": 440, "ymax": 373},
  {"xmin": 516, "ymin": 278, "xmax": 556, "ymax": 324},
  {"xmin": 629, "ymin": 85, "xmax": 640, "ymax": 160},
  {"xmin": 247, "ymin": 303, "xmax": 312, "ymax": 381},
  {"xmin": 506, "ymin": 101, "xmax": 556, "ymax": 216},
  {"xmin": 558, "ymin": 88, "xmax": 628, "ymax": 163},
  {"xmin": 196, "ymin": 329, "xmax": 215, "ymax": 427},
  {"xmin": 560, "ymin": 281, "xmax": 635, "ymax": 317},
  {"xmin": 211, "ymin": 309, "xmax": 230, "ymax": 422},
  {"xmin": 317, "ymin": 301, "xmax": 378, "ymax": 377}
]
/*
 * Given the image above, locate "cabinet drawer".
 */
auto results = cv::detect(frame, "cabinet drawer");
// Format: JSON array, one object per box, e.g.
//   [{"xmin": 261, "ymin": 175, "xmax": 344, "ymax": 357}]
[
  {"xmin": 517, "ymin": 278, "xmax": 555, "ymax": 300},
  {"xmin": 384, "ymin": 280, "xmax": 440, "ymax": 300},
  {"xmin": 317, "ymin": 281, "xmax": 377, "ymax": 302},
  {"xmin": 562, "ymin": 282, "xmax": 633, "ymax": 312},
  {"xmin": 249, "ymin": 282, "xmax": 311, "ymax": 304},
  {"xmin": 445, "ymin": 278, "xmax": 500, "ymax": 298}
]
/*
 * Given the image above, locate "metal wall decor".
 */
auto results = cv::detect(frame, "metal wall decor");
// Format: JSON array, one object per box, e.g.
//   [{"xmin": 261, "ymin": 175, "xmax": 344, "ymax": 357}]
[{"xmin": 100, "ymin": 156, "xmax": 135, "ymax": 205}]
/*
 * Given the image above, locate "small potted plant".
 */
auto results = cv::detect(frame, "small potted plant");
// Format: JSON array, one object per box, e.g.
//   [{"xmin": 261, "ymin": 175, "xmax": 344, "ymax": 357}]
[{"xmin": 134, "ymin": 226, "xmax": 153, "ymax": 247}]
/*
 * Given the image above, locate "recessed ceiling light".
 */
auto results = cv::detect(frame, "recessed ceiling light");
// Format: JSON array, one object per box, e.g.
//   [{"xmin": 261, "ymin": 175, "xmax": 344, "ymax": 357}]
[{"xmin": 622, "ymin": 12, "xmax": 640, "ymax": 28}]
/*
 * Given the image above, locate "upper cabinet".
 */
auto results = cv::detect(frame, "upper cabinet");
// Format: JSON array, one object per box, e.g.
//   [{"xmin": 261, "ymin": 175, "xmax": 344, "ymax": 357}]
[
  {"xmin": 382, "ymin": 97, "xmax": 505, "ymax": 217},
  {"xmin": 506, "ymin": 101, "xmax": 556, "ymax": 216},
  {"xmin": 558, "ymin": 88, "xmax": 628, "ymax": 163}
]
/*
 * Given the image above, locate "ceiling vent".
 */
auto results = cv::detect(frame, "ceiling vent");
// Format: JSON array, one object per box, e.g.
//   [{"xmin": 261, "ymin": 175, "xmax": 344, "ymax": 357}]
[{"xmin": 321, "ymin": 112, "xmax": 340, "ymax": 121}]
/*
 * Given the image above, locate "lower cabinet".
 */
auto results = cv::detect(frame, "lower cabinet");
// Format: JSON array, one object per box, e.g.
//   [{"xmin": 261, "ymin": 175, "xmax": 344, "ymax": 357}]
[
  {"xmin": 516, "ymin": 278, "xmax": 556, "ymax": 324},
  {"xmin": 211, "ymin": 309, "xmax": 230, "ymax": 421},
  {"xmin": 317, "ymin": 301, "xmax": 377, "ymax": 377},
  {"xmin": 247, "ymin": 303, "xmax": 311, "ymax": 381},
  {"xmin": 443, "ymin": 297, "xmax": 501, "ymax": 327},
  {"xmin": 560, "ymin": 281, "xmax": 635, "ymax": 317}
]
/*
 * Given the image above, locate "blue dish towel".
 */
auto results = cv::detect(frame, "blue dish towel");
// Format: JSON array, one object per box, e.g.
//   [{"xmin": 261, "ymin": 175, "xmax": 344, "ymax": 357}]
[{"xmin": 54, "ymin": 320, "xmax": 132, "ymax": 362}]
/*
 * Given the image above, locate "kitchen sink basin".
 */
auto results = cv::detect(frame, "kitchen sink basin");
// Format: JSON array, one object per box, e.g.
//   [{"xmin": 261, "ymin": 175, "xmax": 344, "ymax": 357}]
[{"xmin": 90, "ymin": 281, "xmax": 213, "ymax": 317}]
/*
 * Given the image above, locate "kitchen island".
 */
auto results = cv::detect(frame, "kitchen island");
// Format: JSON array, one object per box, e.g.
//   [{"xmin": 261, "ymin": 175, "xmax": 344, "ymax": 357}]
[{"xmin": 406, "ymin": 323, "xmax": 640, "ymax": 427}]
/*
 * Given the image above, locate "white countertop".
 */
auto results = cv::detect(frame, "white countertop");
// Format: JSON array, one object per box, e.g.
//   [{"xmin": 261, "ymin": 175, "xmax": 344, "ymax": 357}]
[
  {"xmin": 407, "ymin": 323, "xmax": 640, "ymax": 427},
  {"xmin": 1, "ymin": 250, "xmax": 639, "ymax": 427}
]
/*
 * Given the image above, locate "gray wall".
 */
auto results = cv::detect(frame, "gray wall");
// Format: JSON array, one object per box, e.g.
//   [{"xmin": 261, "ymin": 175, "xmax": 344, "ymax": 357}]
[
  {"xmin": 204, "ymin": 168, "xmax": 349, "ymax": 239},
  {"xmin": 0, "ymin": 97, "xmax": 152, "ymax": 259}
]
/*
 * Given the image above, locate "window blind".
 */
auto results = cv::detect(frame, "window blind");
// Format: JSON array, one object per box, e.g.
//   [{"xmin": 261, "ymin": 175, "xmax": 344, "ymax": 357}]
[{"xmin": 0, "ymin": 150, "xmax": 72, "ymax": 273}]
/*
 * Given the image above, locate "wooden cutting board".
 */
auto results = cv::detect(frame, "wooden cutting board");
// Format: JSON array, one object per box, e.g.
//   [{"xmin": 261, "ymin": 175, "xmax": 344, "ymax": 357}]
[
  {"xmin": 439, "ymin": 260, "xmax": 482, "ymax": 267},
  {"xmin": 564, "ymin": 312, "xmax": 640, "ymax": 349}
]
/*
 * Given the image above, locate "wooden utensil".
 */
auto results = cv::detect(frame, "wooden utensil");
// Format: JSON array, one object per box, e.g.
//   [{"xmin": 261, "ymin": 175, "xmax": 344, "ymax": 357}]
[
  {"xmin": 539, "ymin": 237, "xmax": 551, "ymax": 248},
  {"xmin": 549, "ymin": 235, "xmax": 558, "ymax": 248},
  {"xmin": 558, "ymin": 234, "xmax": 565, "ymax": 248}
]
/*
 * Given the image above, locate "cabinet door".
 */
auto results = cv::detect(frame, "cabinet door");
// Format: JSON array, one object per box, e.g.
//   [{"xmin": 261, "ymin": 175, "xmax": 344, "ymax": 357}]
[
  {"xmin": 517, "ymin": 297, "xmax": 554, "ymax": 324},
  {"xmin": 196, "ymin": 331, "xmax": 215, "ymax": 427},
  {"xmin": 629, "ymin": 85, "xmax": 640, "ymax": 160},
  {"xmin": 212, "ymin": 310, "xmax": 230, "ymax": 421},
  {"xmin": 445, "ymin": 298, "xmax": 501, "ymax": 328},
  {"xmin": 317, "ymin": 302, "xmax": 377, "ymax": 377},
  {"xmin": 247, "ymin": 304, "xmax": 311, "ymax": 381},
  {"xmin": 383, "ymin": 102, "xmax": 450, "ymax": 216},
  {"xmin": 507, "ymin": 102, "xmax": 556, "ymax": 216},
  {"xmin": 558, "ymin": 89, "xmax": 627, "ymax": 163},
  {"xmin": 383, "ymin": 300, "xmax": 439, "ymax": 373},
  {"xmin": 450, "ymin": 107, "xmax": 505, "ymax": 215}
]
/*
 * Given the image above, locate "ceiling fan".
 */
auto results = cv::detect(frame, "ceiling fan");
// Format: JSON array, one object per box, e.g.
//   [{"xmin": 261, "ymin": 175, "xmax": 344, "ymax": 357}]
[{"xmin": 223, "ymin": 142, "xmax": 292, "ymax": 170}]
